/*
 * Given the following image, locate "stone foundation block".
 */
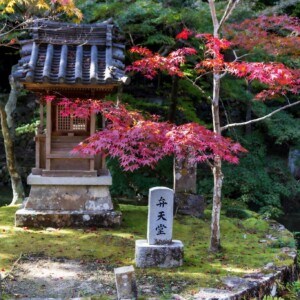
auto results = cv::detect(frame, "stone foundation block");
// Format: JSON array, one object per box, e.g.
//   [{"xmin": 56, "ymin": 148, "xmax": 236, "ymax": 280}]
[
  {"xmin": 175, "ymin": 193, "xmax": 205, "ymax": 218},
  {"xmin": 135, "ymin": 240, "xmax": 183, "ymax": 268},
  {"xmin": 15, "ymin": 209, "xmax": 122, "ymax": 228}
]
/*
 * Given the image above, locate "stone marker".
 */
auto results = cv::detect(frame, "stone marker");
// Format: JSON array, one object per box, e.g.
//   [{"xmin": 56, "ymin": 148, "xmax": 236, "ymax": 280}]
[
  {"xmin": 147, "ymin": 187, "xmax": 174, "ymax": 245},
  {"xmin": 114, "ymin": 265, "xmax": 137, "ymax": 300},
  {"xmin": 135, "ymin": 187, "xmax": 184, "ymax": 268}
]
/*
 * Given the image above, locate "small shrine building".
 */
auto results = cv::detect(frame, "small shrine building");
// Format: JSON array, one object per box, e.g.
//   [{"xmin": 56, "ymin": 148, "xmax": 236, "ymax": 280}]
[{"xmin": 13, "ymin": 20, "xmax": 127, "ymax": 227}]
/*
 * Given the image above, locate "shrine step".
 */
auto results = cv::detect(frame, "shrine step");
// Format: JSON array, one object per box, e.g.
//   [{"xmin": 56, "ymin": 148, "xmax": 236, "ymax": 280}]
[
  {"xmin": 15, "ymin": 208, "xmax": 122, "ymax": 228},
  {"xmin": 42, "ymin": 170, "xmax": 97, "ymax": 177},
  {"xmin": 46, "ymin": 152, "xmax": 93, "ymax": 159}
]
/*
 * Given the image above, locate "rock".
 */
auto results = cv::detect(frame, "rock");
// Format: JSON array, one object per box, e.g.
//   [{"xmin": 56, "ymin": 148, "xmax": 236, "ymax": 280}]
[
  {"xmin": 194, "ymin": 288, "xmax": 235, "ymax": 299},
  {"xmin": 175, "ymin": 193, "xmax": 205, "ymax": 218},
  {"xmin": 264, "ymin": 262, "xmax": 275, "ymax": 270},
  {"xmin": 222, "ymin": 276, "xmax": 257, "ymax": 290},
  {"xmin": 288, "ymin": 149, "xmax": 300, "ymax": 179}
]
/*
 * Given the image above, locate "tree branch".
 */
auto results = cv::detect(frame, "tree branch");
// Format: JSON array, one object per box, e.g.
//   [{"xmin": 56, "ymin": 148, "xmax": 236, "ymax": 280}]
[
  {"xmin": 208, "ymin": 0, "xmax": 219, "ymax": 35},
  {"xmin": 218, "ymin": 0, "xmax": 241, "ymax": 33},
  {"xmin": 221, "ymin": 100, "xmax": 300, "ymax": 132},
  {"xmin": 185, "ymin": 77, "xmax": 212, "ymax": 102}
]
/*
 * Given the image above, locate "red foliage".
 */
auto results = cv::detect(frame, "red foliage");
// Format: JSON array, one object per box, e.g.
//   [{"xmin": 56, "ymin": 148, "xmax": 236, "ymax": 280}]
[
  {"xmin": 224, "ymin": 15, "xmax": 300, "ymax": 56},
  {"xmin": 176, "ymin": 28, "xmax": 193, "ymax": 40},
  {"xmin": 46, "ymin": 96, "xmax": 247, "ymax": 171},
  {"xmin": 128, "ymin": 29, "xmax": 299, "ymax": 100},
  {"xmin": 126, "ymin": 46, "xmax": 197, "ymax": 79}
]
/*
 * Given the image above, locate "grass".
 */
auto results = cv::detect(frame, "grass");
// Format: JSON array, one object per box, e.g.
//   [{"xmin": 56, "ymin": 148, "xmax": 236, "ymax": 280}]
[{"xmin": 0, "ymin": 203, "xmax": 296, "ymax": 298}]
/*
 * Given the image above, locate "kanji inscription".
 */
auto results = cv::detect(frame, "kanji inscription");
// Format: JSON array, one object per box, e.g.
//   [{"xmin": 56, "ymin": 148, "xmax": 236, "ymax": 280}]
[{"xmin": 147, "ymin": 187, "xmax": 174, "ymax": 245}]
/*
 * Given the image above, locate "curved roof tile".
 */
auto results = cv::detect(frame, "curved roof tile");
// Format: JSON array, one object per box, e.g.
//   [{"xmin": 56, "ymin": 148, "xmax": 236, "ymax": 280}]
[{"xmin": 13, "ymin": 20, "xmax": 127, "ymax": 89}]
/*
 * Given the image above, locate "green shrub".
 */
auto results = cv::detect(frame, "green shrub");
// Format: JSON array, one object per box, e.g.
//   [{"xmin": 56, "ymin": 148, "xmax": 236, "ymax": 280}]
[
  {"xmin": 225, "ymin": 207, "xmax": 252, "ymax": 219},
  {"xmin": 107, "ymin": 156, "xmax": 173, "ymax": 200},
  {"xmin": 197, "ymin": 131, "xmax": 300, "ymax": 218}
]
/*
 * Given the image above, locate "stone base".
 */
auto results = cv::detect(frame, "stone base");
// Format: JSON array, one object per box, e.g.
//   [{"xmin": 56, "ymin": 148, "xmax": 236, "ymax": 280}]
[
  {"xmin": 15, "ymin": 208, "xmax": 122, "ymax": 228},
  {"xmin": 135, "ymin": 240, "xmax": 183, "ymax": 268},
  {"xmin": 16, "ymin": 174, "xmax": 120, "ymax": 228}
]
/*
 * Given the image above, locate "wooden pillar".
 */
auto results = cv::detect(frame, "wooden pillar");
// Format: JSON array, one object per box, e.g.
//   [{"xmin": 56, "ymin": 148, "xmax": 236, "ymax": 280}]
[
  {"xmin": 101, "ymin": 116, "xmax": 107, "ymax": 172},
  {"xmin": 39, "ymin": 102, "xmax": 44, "ymax": 134},
  {"xmin": 89, "ymin": 111, "xmax": 96, "ymax": 171},
  {"xmin": 35, "ymin": 102, "xmax": 44, "ymax": 169},
  {"xmin": 46, "ymin": 100, "xmax": 52, "ymax": 170},
  {"xmin": 33, "ymin": 101, "xmax": 44, "ymax": 174}
]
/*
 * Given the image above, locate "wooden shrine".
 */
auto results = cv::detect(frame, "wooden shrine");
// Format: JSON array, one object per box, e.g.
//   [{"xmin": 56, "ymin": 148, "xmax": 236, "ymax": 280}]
[{"xmin": 13, "ymin": 20, "xmax": 128, "ymax": 227}]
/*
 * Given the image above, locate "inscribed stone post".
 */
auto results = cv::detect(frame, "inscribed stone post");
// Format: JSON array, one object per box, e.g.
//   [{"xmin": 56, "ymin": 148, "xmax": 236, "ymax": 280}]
[
  {"xmin": 147, "ymin": 187, "xmax": 174, "ymax": 245},
  {"xmin": 135, "ymin": 186, "xmax": 184, "ymax": 268},
  {"xmin": 114, "ymin": 265, "xmax": 137, "ymax": 300}
]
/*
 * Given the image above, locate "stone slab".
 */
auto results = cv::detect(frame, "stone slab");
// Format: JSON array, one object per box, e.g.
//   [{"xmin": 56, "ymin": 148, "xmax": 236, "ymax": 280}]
[
  {"xmin": 27, "ymin": 174, "xmax": 112, "ymax": 185},
  {"xmin": 193, "ymin": 288, "xmax": 236, "ymax": 300},
  {"xmin": 175, "ymin": 193, "xmax": 205, "ymax": 218},
  {"xmin": 114, "ymin": 265, "xmax": 137, "ymax": 300},
  {"xmin": 15, "ymin": 209, "xmax": 122, "ymax": 228},
  {"xmin": 135, "ymin": 239, "xmax": 183, "ymax": 268},
  {"xmin": 222, "ymin": 276, "xmax": 258, "ymax": 290},
  {"xmin": 174, "ymin": 159, "xmax": 197, "ymax": 194},
  {"xmin": 147, "ymin": 187, "xmax": 174, "ymax": 245}
]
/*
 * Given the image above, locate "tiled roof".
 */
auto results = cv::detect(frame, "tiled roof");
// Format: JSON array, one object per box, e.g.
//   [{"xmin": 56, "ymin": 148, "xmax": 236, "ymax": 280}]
[{"xmin": 13, "ymin": 20, "xmax": 127, "ymax": 88}]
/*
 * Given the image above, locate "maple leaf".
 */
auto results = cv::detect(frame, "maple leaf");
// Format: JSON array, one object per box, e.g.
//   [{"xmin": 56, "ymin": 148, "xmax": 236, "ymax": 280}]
[{"xmin": 176, "ymin": 28, "xmax": 193, "ymax": 40}]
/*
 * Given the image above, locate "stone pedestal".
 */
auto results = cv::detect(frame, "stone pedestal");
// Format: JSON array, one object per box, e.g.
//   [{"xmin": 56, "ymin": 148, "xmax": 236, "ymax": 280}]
[
  {"xmin": 15, "ymin": 174, "xmax": 121, "ymax": 228},
  {"xmin": 135, "ymin": 240, "xmax": 183, "ymax": 268}
]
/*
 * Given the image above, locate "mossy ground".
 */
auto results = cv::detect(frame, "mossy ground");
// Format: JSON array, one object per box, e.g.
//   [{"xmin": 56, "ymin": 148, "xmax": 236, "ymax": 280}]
[{"xmin": 0, "ymin": 204, "xmax": 296, "ymax": 298}]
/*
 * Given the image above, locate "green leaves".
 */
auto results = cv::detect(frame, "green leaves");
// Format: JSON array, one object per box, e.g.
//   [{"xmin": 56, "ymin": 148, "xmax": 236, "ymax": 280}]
[
  {"xmin": 252, "ymin": 101, "xmax": 300, "ymax": 145},
  {"xmin": 144, "ymin": 34, "xmax": 175, "ymax": 46}
]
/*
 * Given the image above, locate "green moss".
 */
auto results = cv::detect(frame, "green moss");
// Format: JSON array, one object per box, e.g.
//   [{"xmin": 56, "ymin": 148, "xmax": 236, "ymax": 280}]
[
  {"xmin": 242, "ymin": 217, "xmax": 269, "ymax": 233},
  {"xmin": 0, "ymin": 204, "xmax": 296, "ymax": 298}
]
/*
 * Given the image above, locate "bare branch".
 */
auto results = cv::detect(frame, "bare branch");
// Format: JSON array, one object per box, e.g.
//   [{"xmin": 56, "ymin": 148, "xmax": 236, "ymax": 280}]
[
  {"xmin": 185, "ymin": 77, "xmax": 212, "ymax": 102},
  {"xmin": 259, "ymin": 0, "xmax": 300, "ymax": 15},
  {"xmin": 232, "ymin": 50, "xmax": 250, "ymax": 61},
  {"xmin": 208, "ymin": 0, "xmax": 219, "ymax": 35},
  {"xmin": 218, "ymin": 0, "xmax": 241, "ymax": 32},
  {"xmin": 221, "ymin": 100, "xmax": 300, "ymax": 132},
  {"xmin": 0, "ymin": 18, "xmax": 33, "ymax": 38}
]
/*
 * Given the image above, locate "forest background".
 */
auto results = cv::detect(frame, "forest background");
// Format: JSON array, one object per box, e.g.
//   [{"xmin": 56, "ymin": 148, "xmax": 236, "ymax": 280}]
[{"xmin": 0, "ymin": 0, "xmax": 300, "ymax": 221}]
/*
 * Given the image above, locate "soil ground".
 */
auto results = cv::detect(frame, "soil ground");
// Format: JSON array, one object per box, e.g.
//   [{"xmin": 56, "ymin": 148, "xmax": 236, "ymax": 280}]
[
  {"xmin": 2, "ymin": 254, "xmax": 117, "ymax": 299},
  {"xmin": 1, "ymin": 254, "xmax": 170, "ymax": 299}
]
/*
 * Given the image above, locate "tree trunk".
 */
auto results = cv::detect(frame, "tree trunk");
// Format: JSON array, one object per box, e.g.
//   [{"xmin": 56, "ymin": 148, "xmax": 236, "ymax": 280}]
[
  {"xmin": 210, "ymin": 156, "xmax": 223, "ymax": 252},
  {"xmin": 209, "ymin": 73, "xmax": 223, "ymax": 252},
  {"xmin": 0, "ymin": 72, "xmax": 25, "ymax": 205},
  {"xmin": 5, "ymin": 75, "xmax": 19, "ymax": 135},
  {"xmin": 245, "ymin": 81, "xmax": 252, "ymax": 134},
  {"xmin": 0, "ymin": 102, "xmax": 25, "ymax": 205},
  {"xmin": 168, "ymin": 76, "xmax": 179, "ymax": 123}
]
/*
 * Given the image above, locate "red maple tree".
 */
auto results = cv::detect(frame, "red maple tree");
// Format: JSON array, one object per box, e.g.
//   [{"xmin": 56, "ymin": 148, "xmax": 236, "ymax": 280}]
[
  {"xmin": 125, "ymin": 13, "xmax": 300, "ymax": 253},
  {"xmin": 46, "ymin": 96, "xmax": 246, "ymax": 172}
]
